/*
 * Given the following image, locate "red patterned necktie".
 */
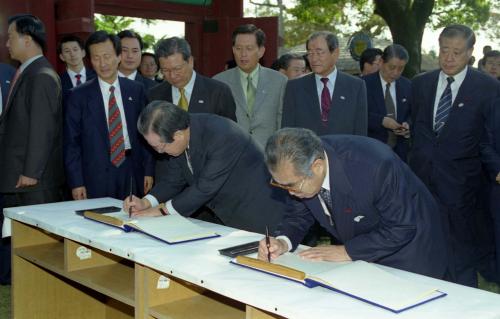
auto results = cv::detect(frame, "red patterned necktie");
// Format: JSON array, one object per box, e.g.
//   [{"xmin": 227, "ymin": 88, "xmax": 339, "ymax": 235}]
[
  {"xmin": 108, "ymin": 86, "xmax": 126, "ymax": 167},
  {"xmin": 320, "ymin": 77, "xmax": 331, "ymax": 124},
  {"xmin": 75, "ymin": 74, "xmax": 82, "ymax": 86}
]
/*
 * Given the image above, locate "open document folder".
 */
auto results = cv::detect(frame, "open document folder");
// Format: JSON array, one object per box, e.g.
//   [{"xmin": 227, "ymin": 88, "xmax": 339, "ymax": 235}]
[
  {"xmin": 83, "ymin": 210, "xmax": 220, "ymax": 244},
  {"xmin": 231, "ymin": 254, "xmax": 446, "ymax": 313}
]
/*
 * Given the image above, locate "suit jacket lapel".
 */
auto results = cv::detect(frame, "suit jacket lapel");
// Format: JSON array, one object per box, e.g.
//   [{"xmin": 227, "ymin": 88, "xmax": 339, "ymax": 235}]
[
  {"xmin": 305, "ymin": 74, "xmax": 321, "ymax": 118},
  {"xmin": 88, "ymin": 79, "xmax": 110, "ymax": 148},
  {"xmin": 326, "ymin": 144, "xmax": 355, "ymax": 241},
  {"xmin": 231, "ymin": 69, "xmax": 249, "ymax": 115},
  {"xmin": 425, "ymin": 71, "xmax": 440, "ymax": 131},
  {"xmin": 190, "ymin": 75, "xmax": 205, "ymax": 110},
  {"xmin": 119, "ymin": 78, "xmax": 134, "ymax": 139}
]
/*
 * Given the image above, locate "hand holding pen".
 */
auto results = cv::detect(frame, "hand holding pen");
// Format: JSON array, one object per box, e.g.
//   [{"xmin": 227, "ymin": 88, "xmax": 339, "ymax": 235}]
[
  {"xmin": 265, "ymin": 226, "xmax": 271, "ymax": 262},
  {"xmin": 128, "ymin": 176, "xmax": 133, "ymax": 218}
]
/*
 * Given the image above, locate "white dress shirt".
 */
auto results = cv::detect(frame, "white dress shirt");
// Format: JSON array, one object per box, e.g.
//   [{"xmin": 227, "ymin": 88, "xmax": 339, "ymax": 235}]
[
  {"xmin": 98, "ymin": 77, "xmax": 131, "ymax": 149},
  {"xmin": 67, "ymin": 67, "xmax": 88, "ymax": 87},
  {"xmin": 172, "ymin": 71, "xmax": 197, "ymax": 105},
  {"xmin": 315, "ymin": 68, "xmax": 337, "ymax": 111},
  {"xmin": 118, "ymin": 70, "xmax": 138, "ymax": 81},
  {"xmin": 379, "ymin": 73, "xmax": 398, "ymax": 118},
  {"xmin": 432, "ymin": 66, "xmax": 468, "ymax": 124}
]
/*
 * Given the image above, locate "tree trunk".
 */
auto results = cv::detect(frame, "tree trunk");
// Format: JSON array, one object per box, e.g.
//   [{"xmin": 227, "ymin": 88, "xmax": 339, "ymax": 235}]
[{"xmin": 374, "ymin": 0, "xmax": 435, "ymax": 78}]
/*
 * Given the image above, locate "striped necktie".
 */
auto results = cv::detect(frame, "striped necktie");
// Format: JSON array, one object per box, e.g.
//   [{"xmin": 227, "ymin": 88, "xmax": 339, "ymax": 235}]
[
  {"xmin": 434, "ymin": 77, "xmax": 455, "ymax": 134},
  {"xmin": 108, "ymin": 86, "xmax": 126, "ymax": 167}
]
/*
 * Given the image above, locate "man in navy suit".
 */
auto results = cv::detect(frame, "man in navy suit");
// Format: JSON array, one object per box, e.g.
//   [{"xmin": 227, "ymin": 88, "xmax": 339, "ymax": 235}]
[
  {"xmin": 117, "ymin": 30, "xmax": 156, "ymax": 91},
  {"xmin": 64, "ymin": 31, "xmax": 154, "ymax": 200},
  {"xmin": 482, "ymin": 97, "xmax": 500, "ymax": 282},
  {"xmin": 58, "ymin": 35, "xmax": 96, "ymax": 103},
  {"xmin": 124, "ymin": 101, "xmax": 288, "ymax": 234},
  {"xmin": 258, "ymin": 128, "xmax": 447, "ymax": 278},
  {"xmin": 364, "ymin": 44, "xmax": 411, "ymax": 161},
  {"xmin": 0, "ymin": 62, "xmax": 15, "ymax": 285},
  {"xmin": 282, "ymin": 31, "xmax": 367, "ymax": 136},
  {"xmin": 410, "ymin": 24, "xmax": 500, "ymax": 287}
]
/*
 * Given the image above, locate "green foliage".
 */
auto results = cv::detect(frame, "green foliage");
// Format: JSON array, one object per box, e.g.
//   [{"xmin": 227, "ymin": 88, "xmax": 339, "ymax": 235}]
[{"xmin": 94, "ymin": 14, "xmax": 158, "ymax": 51}]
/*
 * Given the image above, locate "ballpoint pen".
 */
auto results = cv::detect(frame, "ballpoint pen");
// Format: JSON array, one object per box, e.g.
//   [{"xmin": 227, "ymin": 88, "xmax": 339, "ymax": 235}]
[{"xmin": 265, "ymin": 226, "xmax": 271, "ymax": 263}]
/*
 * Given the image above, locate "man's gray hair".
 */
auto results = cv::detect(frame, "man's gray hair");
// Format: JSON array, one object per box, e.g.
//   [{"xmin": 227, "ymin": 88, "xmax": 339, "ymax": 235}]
[
  {"xmin": 265, "ymin": 128, "xmax": 325, "ymax": 177},
  {"xmin": 306, "ymin": 31, "xmax": 339, "ymax": 52},
  {"xmin": 155, "ymin": 37, "xmax": 192, "ymax": 61}
]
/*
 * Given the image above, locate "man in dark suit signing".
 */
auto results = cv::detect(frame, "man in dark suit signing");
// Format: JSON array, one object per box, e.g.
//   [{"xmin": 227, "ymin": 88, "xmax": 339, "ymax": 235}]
[
  {"xmin": 258, "ymin": 128, "xmax": 448, "ymax": 278},
  {"xmin": 364, "ymin": 44, "xmax": 411, "ymax": 161},
  {"xmin": 64, "ymin": 31, "xmax": 154, "ymax": 200},
  {"xmin": 410, "ymin": 24, "xmax": 500, "ymax": 287},
  {"xmin": 149, "ymin": 36, "xmax": 236, "ymax": 121},
  {"xmin": 282, "ymin": 31, "xmax": 367, "ymax": 136},
  {"xmin": 0, "ymin": 14, "xmax": 64, "ymax": 284},
  {"xmin": 124, "ymin": 101, "xmax": 288, "ymax": 234}
]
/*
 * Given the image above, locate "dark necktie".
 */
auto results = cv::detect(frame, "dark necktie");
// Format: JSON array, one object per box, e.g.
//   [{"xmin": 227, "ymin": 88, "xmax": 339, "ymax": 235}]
[
  {"xmin": 384, "ymin": 82, "xmax": 397, "ymax": 147},
  {"xmin": 108, "ymin": 86, "xmax": 126, "ymax": 167},
  {"xmin": 434, "ymin": 77, "xmax": 455, "ymax": 134},
  {"xmin": 319, "ymin": 187, "xmax": 334, "ymax": 226},
  {"xmin": 75, "ymin": 74, "xmax": 82, "ymax": 86},
  {"xmin": 320, "ymin": 78, "xmax": 331, "ymax": 124}
]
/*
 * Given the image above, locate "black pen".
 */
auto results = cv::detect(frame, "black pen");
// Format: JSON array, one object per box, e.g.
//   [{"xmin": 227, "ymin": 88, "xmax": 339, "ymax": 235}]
[
  {"xmin": 265, "ymin": 226, "xmax": 271, "ymax": 263},
  {"xmin": 128, "ymin": 176, "xmax": 133, "ymax": 218}
]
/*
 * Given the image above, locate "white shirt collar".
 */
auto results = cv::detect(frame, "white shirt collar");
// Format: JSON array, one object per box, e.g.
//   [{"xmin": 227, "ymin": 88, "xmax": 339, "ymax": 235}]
[
  {"xmin": 439, "ymin": 65, "xmax": 468, "ymax": 86},
  {"xmin": 321, "ymin": 152, "xmax": 330, "ymax": 191},
  {"xmin": 67, "ymin": 66, "xmax": 86, "ymax": 78},
  {"xmin": 98, "ymin": 76, "xmax": 120, "ymax": 94},
  {"xmin": 118, "ymin": 70, "xmax": 137, "ymax": 81}
]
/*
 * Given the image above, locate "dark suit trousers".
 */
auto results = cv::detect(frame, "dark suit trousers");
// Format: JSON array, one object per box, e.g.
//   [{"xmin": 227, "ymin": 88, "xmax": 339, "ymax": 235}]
[
  {"xmin": 1, "ymin": 187, "xmax": 63, "ymax": 285},
  {"xmin": 490, "ymin": 184, "xmax": 500, "ymax": 282},
  {"xmin": 90, "ymin": 155, "xmax": 135, "ymax": 200}
]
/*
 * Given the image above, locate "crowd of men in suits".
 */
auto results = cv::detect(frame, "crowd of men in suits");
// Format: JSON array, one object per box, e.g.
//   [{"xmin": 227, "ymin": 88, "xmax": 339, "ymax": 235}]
[{"xmin": 1, "ymin": 13, "xmax": 500, "ymax": 291}]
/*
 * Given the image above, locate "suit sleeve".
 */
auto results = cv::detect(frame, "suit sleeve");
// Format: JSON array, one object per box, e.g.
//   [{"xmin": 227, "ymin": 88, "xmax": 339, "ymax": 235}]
[
  {"xmin": 480, "ymin": 98, "xmax": 500, "ymax": 179},
  {"xmin": 275, "ymin": 196, "xmax": 316, "ymax": 250},
  {"xmin": 344, "ymin": 159, "xmax": 417, "ymax": 261},
  {"xmin": 149, "ymin": 156, "xmax": 188, "ymax": 202},
  {"xmin": 216, "ymin": 82, "xmax": 237, "ymax": 122},
  {"xmin": 24, "ymin": 72, "xmax": 62, "ymax": 180},
  {"xmin": 63, "ymin": 90, "xmax": 84, "ymax": 188},
  {"xmin": 281, "ymin": 81, "xmax": 295, "ymax": 128},
  {"xmin": 354, "ymin": 80, "xmax": 368, "ymax": 136},
  {"xmin": 170, "ymin": 136, "xmax": 248, "ymax": 215},
  {"xmin": 276, "ymin": 76, "xmax": 287, "ymax": 129},
  {"xmin": 137, "ymin": 86, "xmax": 155, "ymax": 177}
]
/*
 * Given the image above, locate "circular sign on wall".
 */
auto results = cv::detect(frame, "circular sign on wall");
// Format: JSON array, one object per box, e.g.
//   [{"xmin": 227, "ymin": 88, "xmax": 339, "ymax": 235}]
[{"xmin": 348, "ymin": 32, "xmax": 373, "ymax": 61}]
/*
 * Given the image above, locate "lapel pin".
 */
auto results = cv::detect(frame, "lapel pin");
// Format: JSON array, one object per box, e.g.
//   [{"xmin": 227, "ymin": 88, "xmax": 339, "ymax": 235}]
[
  {"xmin": 198, "ymin": 100, "xmax": 204, "ymax": 103},
  {"xmin": 6, "ymin": 80, "xmax": 10, "ymax": 84},
  {"xmin": 458, "ymin": 102, "xmax": 464, "ymax": 108},
  {"xmin": 340, "ymin": 96, "xmax": 346, "ymax": 100},
  {"xmin": 402, "ymin": 98, "xmax": 407, "ymax": 103},
  {"xmin": 128, "ymin": 97, "xmax": 133, "ymax": 101},
  {"xmin": 354, "ymin": 215, "xmax": 365, "ymax": 222}
]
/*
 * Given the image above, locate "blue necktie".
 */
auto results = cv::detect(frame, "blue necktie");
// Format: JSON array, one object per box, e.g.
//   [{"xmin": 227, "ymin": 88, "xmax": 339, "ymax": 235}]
[{"xmin": 434, "ymin": 77, "xmax": 455, "ymax": 134}]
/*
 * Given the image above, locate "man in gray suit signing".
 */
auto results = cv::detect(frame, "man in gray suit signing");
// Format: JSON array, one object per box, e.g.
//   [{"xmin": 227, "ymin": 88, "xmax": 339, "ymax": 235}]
[
  {"xmin": 214, "ymin": 24, "xmax": 287, "ymax": 148},
  {"xmin": 282, "ymin": 31, "xmax": 368, "ymax": 136}
]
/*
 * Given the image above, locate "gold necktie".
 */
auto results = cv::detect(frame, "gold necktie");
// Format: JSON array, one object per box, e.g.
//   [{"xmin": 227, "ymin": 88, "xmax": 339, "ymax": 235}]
[{"xmin": 178, "ymin": 87, "xmax": 188, "ymax": 110}]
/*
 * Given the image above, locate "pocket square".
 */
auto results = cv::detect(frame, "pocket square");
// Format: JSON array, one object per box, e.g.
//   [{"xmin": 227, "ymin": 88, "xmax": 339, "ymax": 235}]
[
  {"xmin": 353, "ymin": 215, "xmax": 365, "ymax": 222},
  {"xmin": 198, "ymin": 100, "xmax": 204, "ymax": 104},
  {"xmin": 128, "ymin": 97, "xmax": 133, "ymax": 101}
]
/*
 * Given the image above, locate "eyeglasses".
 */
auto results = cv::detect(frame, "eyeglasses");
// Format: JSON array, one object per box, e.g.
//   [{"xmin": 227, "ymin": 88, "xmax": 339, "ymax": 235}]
[
  {"xmin": 161, "ymin": 61, "xmax": 187, "ymax": 76},
  {"xmin": 269, "ymin": 177, "xmax": 306, "ymax": 192},
  {"xmin": 306, "ymin": 49, "xmax": 329, "ymax": 58}
]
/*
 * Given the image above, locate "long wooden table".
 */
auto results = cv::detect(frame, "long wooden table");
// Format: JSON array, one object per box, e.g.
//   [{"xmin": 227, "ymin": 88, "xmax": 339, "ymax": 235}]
[{"xmin": 5, "ymin": 198, "xmax": 500, "ymax": 319}]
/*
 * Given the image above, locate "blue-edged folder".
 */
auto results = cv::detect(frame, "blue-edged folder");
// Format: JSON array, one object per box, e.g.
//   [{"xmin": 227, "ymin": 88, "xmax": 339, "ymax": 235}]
[
  {"xmin": 231, "ymin": 256, "xmax": 446, "ymax": 314},
  {"xmin": 83, "ymin": 210, "xmax": 219, "ymax": 244}
]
